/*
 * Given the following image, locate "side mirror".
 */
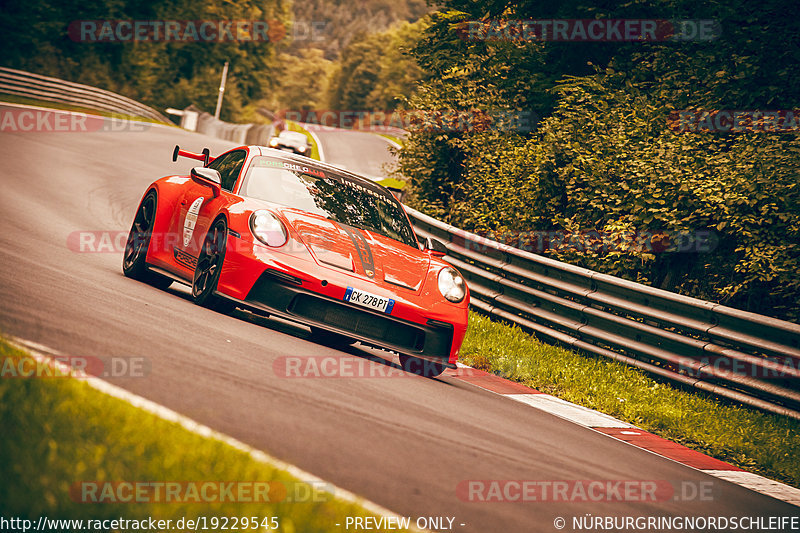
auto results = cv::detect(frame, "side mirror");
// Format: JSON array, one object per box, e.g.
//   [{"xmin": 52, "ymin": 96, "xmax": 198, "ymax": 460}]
[
  {"xmin": 190, "ymin": 167, "xmax": 222, "ymax": 197},
  {"xmin": 424, "ymin": 237, "xmax": 448, "ymax": 257}
]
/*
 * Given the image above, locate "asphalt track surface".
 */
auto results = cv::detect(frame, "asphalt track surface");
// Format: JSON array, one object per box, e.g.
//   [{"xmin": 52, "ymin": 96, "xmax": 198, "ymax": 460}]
[
  {"xmin": 310, "ymin": 126, "xmax": 397, "ymax": 179},
  {"xmin": 0, "ymin": 105, "xmax": 795, "ymax": 532}
]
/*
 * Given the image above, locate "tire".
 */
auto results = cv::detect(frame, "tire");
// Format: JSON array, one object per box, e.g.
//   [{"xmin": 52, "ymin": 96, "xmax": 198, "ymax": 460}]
[
  {"xmin": 122, "ymin": 191, "xmax": 172, "ymax": 290},
  {"xmin": 192, "ymin": 218, "xmax": 235, "ymax": 314},
  {"xmin": 309, "ymin": 327, "xmax": 355, "ymax": 349},
  {"xmin": 399, "ymin": 354, "xmax": 446, "ymax": 377}
]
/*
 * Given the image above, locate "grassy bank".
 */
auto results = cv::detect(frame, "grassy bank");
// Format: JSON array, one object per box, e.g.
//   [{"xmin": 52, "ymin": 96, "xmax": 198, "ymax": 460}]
[
  {"xmin": 0, "ymin": 339, "xmax": 403, "ymax": 531},
  {"xmin": 459, "ymin": 312, "xmax": 800, "ymax": 488},
  {"xmin": 376, "ymin": 133, "xmax": 404, "ymax": 147}
]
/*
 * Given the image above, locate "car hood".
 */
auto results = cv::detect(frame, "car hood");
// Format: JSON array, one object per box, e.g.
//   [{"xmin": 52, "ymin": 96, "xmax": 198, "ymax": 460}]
[{"xmin": 278, "ymin": 208, "xmax": 430, "ymax": 293}]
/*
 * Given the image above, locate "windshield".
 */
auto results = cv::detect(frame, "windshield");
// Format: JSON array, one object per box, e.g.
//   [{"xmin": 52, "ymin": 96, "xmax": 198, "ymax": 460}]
[
  {"xmin": 242, "ymin": 157, "xmax": 418, "ymax": 247},
  {"xmin": 279, "ymin": 131, "xmax": 307, "ymax": 143}
]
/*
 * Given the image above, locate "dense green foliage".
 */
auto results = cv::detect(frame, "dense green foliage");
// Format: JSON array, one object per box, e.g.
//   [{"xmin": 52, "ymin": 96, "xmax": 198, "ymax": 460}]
[
  {"xmin": 271, "ymin": 48, "xmax": 335, "ymax": 112},
  {"xmin": 287, "ymin": 0, "xmax": 430, "ymax": 60},
  {"xmin": 397, "ymin": 0, "xmax": 800, "ymax": 321},
  {"xmin": 0, "ymin": 0, "xmax": 288, "ymax": 121},
  {"xmin": 0, "ymin": 0, "xmax": 432, "ymax": 119},
  {"xmin": 327, "ymin": 20, "xmax": 426, "ymax": 111}
]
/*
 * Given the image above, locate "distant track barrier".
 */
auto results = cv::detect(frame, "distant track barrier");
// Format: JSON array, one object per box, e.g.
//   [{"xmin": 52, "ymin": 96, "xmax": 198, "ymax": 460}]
[
  {"xmin": 405, "ymin": 206, "xmax": 800, "ymax": 420},
  {"xmin": 0, "ymin": 67, "xmax": 275, "ymax": 144},
  {"xmin": 0, "ymin": 67, "xmax": 170, "ymax": 123},
  {"xmin": 191, "ymin": 106, "xmax": 274, "ymax": 145}
]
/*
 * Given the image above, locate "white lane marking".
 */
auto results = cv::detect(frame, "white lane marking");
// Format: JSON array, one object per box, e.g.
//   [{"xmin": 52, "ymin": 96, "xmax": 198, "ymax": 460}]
[
  {"xmin": 303, "ymin": 124, "xmax": 325, "ymax": 162},
  {"xmin": 9, "ymin": 336, "xmax": 426, "ymax": 529},
  {"xmin": 13, "ymin": 338, "xmax": 65, "ymax": 356},
  {"xmin": 702, "ymin": 470, "xmax": 800, "ymax": 507},
  {"xmin": 506, "ymin": 393, "xmax": 638, "ymax": 428}
]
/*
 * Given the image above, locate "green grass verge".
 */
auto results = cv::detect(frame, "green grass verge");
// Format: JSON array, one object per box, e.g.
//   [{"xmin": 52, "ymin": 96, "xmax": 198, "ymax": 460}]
[
  {"xmin": 0, "ymin": 339, "xmax": 400, "ymax": 531},
  {"xmin": 375, "ymin": 177, "xmax": 406, "ymax": 190},
  {"xmin": 460, "ymin": 312, "xmax": 800, "ymax": 488},
  {"xmin": 376, "ymin": 133, "xmax": 404, "ymax": 148},
  {"xmin": 285, "ymin": 121, "xmax": 321, "ymax": 161},
  {"xmin": 0, "ymin": 93, "xmax": 172, "ymax": 126}
]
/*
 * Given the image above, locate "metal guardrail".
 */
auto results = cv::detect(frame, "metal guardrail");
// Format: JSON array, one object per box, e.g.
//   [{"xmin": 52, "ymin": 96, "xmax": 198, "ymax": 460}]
[
  {"xmin": 0, "ymin": 67, "xmax": 170, "ymax": 123},
  {"xmin": 405, "ymin": 205, "xmax": 800, "ymax": 420},
  {"xmin": 193, "ymin": 109, "xmax": 274, "ymax": 146},
  {"xmin": 0, "ymin": 68, "xmax": 275, "ymax": 145}
]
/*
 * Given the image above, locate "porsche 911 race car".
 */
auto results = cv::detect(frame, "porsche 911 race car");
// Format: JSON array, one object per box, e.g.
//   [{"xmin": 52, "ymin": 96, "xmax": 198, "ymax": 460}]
[
  {"xmin": 122, "ymin": 145, "xmax": 469, "ymax": 376},
  {"xmin": 268, "ymin": 130, "xmax": 310, "ymax": 155}
]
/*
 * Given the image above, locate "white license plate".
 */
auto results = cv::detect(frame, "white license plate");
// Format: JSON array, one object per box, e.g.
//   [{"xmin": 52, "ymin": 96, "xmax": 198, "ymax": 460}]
[{"xmin": 343, "ymin": 287, "xmax": 395, "ymax": 314}]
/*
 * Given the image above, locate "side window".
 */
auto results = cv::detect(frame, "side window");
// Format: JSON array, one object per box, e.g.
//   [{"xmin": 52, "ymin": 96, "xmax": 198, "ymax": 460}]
[{"xmin": 208, "ymin": 150, "xmax": 246, "ymax": 192}]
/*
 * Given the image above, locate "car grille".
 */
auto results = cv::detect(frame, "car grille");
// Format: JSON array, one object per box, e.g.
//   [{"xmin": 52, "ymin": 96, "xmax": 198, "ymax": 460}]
[
  {"xmin": 291, "ymin": 294, "xmax": 423, "ymax": 351},
  {"xmin": 245, "ymin": 270, "xmax": 453, "ymax": 359}
]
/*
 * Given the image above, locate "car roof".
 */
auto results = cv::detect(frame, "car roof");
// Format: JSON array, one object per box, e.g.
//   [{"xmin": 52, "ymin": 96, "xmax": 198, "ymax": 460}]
[
  {"xmin": 278, "ymin": 130, "xmax": 307, "ymax": 140},
  {"xmin": 248, "ymin": 146, "xmax": 394, "ymax": 196}
]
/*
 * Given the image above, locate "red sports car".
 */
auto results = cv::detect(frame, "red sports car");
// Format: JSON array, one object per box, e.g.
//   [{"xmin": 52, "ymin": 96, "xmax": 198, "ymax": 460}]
[{"xmin": 122, "ymin": 145, "xmax": 469, "ymax": 376}]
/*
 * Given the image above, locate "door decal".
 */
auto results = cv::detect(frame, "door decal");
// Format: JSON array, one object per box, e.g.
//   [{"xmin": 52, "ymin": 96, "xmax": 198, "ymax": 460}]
[{"xmin": 183, "ymin": 197, "xmax": 204, "ymax": 248}]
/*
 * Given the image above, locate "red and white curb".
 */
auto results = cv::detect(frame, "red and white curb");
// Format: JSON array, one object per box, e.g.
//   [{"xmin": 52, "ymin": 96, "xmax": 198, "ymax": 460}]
[{"xmin": 444, "ymin": 363, "xmax": 800, "ymax": 508}]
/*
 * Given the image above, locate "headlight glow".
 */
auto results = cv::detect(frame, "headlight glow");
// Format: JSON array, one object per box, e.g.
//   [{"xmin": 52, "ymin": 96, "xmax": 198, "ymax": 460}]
[
  {"xmin": 437, "ymin": 267, "xmax": 466, "ymax": 303},
  {"xmin": 269, "ymin": 138, "xmax": 279, "ymax": 147},
  {"xmin": 250, "ymin": 210, "xmax": 288, "ymax": 247}
]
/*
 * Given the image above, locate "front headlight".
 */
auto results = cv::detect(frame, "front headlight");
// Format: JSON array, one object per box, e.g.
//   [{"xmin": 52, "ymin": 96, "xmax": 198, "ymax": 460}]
[
  {"xmin": 250, "ymin": 210, "xmax": 288, "ymax": 247},
  {"xmin": 438, "ymin": 267, "xmax": 466, "ymax": 303},
  {"xmin": 269, "ymin": 138, "xmax": 279, "ymax": 147},
  {"xmin": 298, "ymin": 145, "xmax": 307, "ymax": 152}
]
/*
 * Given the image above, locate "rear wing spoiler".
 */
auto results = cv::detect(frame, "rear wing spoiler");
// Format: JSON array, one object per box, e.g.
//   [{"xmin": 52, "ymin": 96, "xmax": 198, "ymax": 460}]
[{"xmin": 172, "ymin": 145, "xmax": 213, "ymax": 166}]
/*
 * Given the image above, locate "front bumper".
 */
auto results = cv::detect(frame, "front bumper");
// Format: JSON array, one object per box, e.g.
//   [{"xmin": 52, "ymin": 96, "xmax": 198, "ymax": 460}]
[{"xmin": 216, "ymin": 237, "xmax": 466, "ymax": 366}]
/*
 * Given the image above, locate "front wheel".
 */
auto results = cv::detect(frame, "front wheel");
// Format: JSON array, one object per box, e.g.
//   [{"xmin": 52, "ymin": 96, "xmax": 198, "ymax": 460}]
[
  {"xmin": 192, "ymin": 218, "xmax": 234, "ymax": 313},
  {"xmin": 122, "ymin": 191, "xmax": 172, "ymax": 290},
  {"xmin": 399, "ymin": 354, "xmax": 446, "ymax": 377}
]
